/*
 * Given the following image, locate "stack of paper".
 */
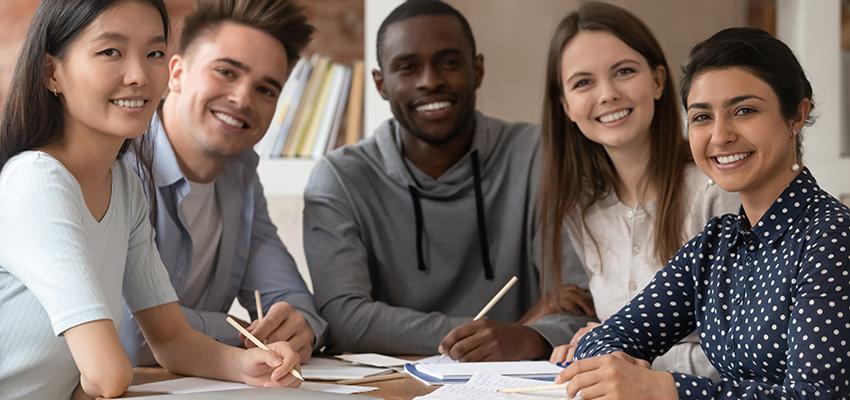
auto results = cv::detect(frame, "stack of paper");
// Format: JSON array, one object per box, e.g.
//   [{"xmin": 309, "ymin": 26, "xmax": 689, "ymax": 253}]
[
  {"xmin": 405, "ymin": 360, "xmax": 563, "ymax": 385},
  {"xmin": 415, "ymin": 373, "xmax": 578, "ymax": 400},
  {"xmin": 301, "ymin": 357, "xmax": 391, "ymax": 380}
]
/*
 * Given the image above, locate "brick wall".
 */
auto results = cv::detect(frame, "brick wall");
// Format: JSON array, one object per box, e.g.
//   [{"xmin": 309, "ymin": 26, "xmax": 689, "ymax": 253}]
[{"xmin": 0, "ymin": 0, "xmax": 363, "ymax": 111}]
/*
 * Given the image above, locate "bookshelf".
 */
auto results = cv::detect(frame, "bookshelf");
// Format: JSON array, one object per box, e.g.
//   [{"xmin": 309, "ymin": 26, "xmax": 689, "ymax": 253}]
[{"xmin": 256, "ymin": 0, "xmax": 400, "ymax": 197}]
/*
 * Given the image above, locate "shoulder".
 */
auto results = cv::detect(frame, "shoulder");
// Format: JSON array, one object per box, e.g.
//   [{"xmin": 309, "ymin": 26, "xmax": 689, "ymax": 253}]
[
  {"xmin": 0, "ymin": 151, "xmax": 80, "ymax": 200},
  {"xmin": 482, "ymin": 114, "xmax": 541, "ymax": 153}
]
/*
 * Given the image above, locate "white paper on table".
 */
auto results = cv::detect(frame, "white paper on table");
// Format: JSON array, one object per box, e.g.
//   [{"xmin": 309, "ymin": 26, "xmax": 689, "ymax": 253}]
[
  {"xmin": 127, "ymin": 377, "xmax": 249, "ymax": 394},
  {"xmin": 301, "ymin": 357, "xmax": 391, "ymax": 380},
  {"xmin": 300, "ymin": 381, "xmax": 378, "ymax": 394},
  {"xmin": 414, "ymin": 373, "xmax": 578, "ymax": 400},
  {"xmin": 336, "ymin": 353, "xmax": 409, "ymax": 367},
  {"xmin": 125, "ymin": 377, "xmax": 377, "ymax": 397},
  {"xmin": 416, "ymin": 361, "xmax": 562, "ymax": 379},
  {"xmin": 414, "ymin": 355, "xmax": 458, "ymax": 364}
]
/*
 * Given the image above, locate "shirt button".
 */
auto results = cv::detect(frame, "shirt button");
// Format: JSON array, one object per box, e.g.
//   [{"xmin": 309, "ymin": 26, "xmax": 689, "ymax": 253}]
[
  {"xmin": 626, "ymin": 210, "xmax": 634, "ymax": 218},
  {"xmin": 632, "ymin": 246, "xmax": 640, "ymax": 255}
]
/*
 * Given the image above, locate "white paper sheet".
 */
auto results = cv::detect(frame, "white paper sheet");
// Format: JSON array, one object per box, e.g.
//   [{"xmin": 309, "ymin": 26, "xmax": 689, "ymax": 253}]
[
  {"xmin": 336, "ymin": 353, "xmax": 409, "ymax": 367},
  {"xmin": 415, "ymin": 373, "xmax": 578, "ymax": 400},
  {"xmin": 416, "ymin": 361, "xmax": 562, "ymax": 379},
  {"xmin": 301, "ymin": 357, "xmax": 391, "ymax": 380},
  {"xmin": 125, "ymin": 377, "xmax": 377, "ymax": 396}
]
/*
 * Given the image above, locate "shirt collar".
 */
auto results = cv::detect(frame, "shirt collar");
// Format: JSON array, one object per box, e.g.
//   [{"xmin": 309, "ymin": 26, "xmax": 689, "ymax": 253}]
[
  {"xmin": 737, "ymin": 168, "xmax": 819, "ymax": 246},
  {"xmin": 149, "ymin": 111, "xmax": 188, "ymax": 188}
]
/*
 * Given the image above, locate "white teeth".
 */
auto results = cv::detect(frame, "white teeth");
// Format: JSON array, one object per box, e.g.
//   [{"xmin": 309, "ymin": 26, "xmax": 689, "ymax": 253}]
[
  {"xmin": 111, "ymin": 99, "xmax": 146, "ymax": 108},
  {"xmin": 716, "ymin": 152, "xmax": 752, "ymax": 165},
  {"xmin": 598, "ymin": 109, "xmax": 631, "ymax": 123},
  {"xmin": 416, "ymin": 101, "xmax": 451, "ymax": 112},
  {"xmin": 214, "ymin": 112, "xmax": 246, "ymax": 128}
]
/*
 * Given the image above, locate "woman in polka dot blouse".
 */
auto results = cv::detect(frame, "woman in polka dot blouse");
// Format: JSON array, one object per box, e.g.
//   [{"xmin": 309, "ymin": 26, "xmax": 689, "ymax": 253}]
[{"xmin": 557, "ymin": 27, "xmax": 850, "ymax": 399}]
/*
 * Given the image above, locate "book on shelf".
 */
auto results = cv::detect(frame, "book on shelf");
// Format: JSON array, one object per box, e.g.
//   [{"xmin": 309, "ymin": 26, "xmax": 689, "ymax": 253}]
[{"xmin": 255, "ymin": 54, "xmax": 365, "ymax": 160}]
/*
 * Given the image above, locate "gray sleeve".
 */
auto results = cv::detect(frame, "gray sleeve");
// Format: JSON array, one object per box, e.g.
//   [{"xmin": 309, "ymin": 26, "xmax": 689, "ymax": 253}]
[
  {"xmin": 303, "ymin": 160, "xmax": 468, "ymax": 355},
  {"xmin": 236, "ymin": 176, "xmax": 327, "ymax": 350}
]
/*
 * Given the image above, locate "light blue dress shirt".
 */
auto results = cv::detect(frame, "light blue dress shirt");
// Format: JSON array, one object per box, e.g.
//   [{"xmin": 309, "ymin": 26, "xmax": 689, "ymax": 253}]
[{"xmin": 120, "ymin": 114, "xmax": 326, "ymax": 366}]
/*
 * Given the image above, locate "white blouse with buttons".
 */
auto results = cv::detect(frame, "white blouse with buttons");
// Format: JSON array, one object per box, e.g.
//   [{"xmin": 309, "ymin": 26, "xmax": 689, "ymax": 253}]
[
  {"xmin": 575, "ymin": 169, "xmax": 850, "ymax": 399},
  {"xmin": 566, "ymin": 163, "xmax": 739, "ymax": 377}
]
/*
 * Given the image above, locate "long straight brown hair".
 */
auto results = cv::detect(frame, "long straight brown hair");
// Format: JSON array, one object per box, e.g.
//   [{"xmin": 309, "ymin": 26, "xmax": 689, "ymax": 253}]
[{"xmin": 539, "ymin": 2, "xmax": 691, "ymax": 287}]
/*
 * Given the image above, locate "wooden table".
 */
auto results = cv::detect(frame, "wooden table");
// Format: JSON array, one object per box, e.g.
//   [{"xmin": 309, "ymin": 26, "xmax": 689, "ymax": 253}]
[{"xmin": 127, "ymin": 363, "xmax": 438, "ymax": 399}]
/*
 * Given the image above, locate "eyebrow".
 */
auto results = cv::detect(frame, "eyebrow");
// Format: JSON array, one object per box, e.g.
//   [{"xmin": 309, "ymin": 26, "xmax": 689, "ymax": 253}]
[
  {"xmin": 565, "ymin": 58, "xmax": 641, "ymax": 84},
  {"xmin": 687, "ymin": 94, "xmax": 766, "ymax": 110},
  {"xmin": 214, "ymin": 57, "xmax": 283, "ymax": 91},
  {"xmin": 92, "ymin": 32, "xmax": 166, "ymax": 45},
  {"xmin": 389, "ymin": 47, "xmax": 465, "ymax": 65}
]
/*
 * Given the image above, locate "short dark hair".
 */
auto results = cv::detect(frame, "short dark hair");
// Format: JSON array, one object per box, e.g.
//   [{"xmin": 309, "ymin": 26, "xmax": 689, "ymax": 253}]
[
  {"xmin": 179, "ymin": 0, "xmax": 314, "ymax": 68},
  {"xmin": 376, "ymin": 0, "xmax": 476, "ymax": 67},
  {"xmin": 680, "ymin": 27, "xmax": 816, "ymax": 158},
  {"xmin": 0, "ymin": 0, "xmax": 169, "ymax": 170}
]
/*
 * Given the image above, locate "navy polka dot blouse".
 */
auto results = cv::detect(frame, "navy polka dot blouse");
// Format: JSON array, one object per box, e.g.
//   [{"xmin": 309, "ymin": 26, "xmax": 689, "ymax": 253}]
[{"xmin": 575, "ymin": 169, "xmax": 850, "ymax": 399}]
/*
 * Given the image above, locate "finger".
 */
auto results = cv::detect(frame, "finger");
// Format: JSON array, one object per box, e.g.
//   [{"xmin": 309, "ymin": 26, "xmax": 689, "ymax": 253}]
[
  {"xmin": 566, "ymin": 343, "xmax": 577, "ymax": 361},
  {"xmin": 267, "ymin": 342, "xmax": 300, "ymax": 381},
  {"xmin": 549, "ymin": 344, "xmax": 572, "ymax": 364},
  {"xmin": 448, "ymin": 326, "xmax": 491, "ymax": 361},
  {"xmin": 252, "ymin": 303, "xmax": 294, "ymax": 342},
  {"xmin": 439, "ymin": 321, "xmax": 478, "ymax": 357},
  {"xmin": 556, "ymin": 357, "xmax": 602, "ymax": 383},
  {"xmin": 561, "ymin": 290, "xmax": 595, "ymax": 316},
  {"xmin": 565, "ymin": 369, "xmax": 602, "ymax": 398},
  {"xmin": 570, "ymin": 379, "xmax": 607, "ymax": 400},
  {"xmin": 288, "ymin": 329, "xmax": 313, "ymax": 361}
]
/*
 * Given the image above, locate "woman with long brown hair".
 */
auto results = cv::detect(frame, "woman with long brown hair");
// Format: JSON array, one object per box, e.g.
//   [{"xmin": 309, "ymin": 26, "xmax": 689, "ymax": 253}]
[{"xmin": 538, "ymin": 2, "xmax": 736, "ymax": 377}]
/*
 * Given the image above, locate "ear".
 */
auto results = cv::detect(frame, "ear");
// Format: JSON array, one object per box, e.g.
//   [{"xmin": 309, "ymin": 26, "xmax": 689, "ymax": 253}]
[
  {"xmin": 652, "ymin": 65, "xmax": 667, "ymax": 100},
  {"xmin": 789, "ymin": 98, "xmax": 812, "ymax": 134},
  {"xmin": 168, "ymin": 54, "xmax": 185, "ymax": 93},
  {"xmin": 43, "ymin": 54, "xmax": 61, "ymax": 94},
  {"xmin": 473, "ymin": 54, "xmax": 485, "ymax": 89},
  {"xmin": 372, "ymin": 68, "xmax": 388, "ymax": 100}
]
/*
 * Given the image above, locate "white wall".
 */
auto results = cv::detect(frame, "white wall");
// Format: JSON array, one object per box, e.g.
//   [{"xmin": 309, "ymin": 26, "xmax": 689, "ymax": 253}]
[
  {"xmin": 364, "ymin": 0, "xmax": 402, "ymax": 136},
  {"xmin": 778, "ymin": 0, "xmax": 850, "ymax": 197}
]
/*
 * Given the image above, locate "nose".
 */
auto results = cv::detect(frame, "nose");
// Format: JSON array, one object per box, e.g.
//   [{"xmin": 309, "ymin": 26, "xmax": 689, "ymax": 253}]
[
  {"xmin": 597, "ymin": 79, "xmax": 621, "ymax": 105},
  {"xmin": 709, "ymin": 116, "xmax": 737, "ymax": 146},
  {"xmin": 227, "ymin": 81, "xmax": 252, "ymax": 110},
  {"xmin": 123, "ymin": 56, "xmax": 150, "ymax": 88},
  {"xmin": 416, "ymin": 64, "xmax": 445, "ymax": 91}
]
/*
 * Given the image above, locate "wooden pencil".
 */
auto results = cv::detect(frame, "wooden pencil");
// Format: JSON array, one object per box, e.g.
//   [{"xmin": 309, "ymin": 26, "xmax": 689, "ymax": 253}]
[
  {"xmin": 254, "ymin": 290, "xmax": 264, "ymax": 321},
  {"xmin": 225, "ymin": 316, "xmax": 304, "ymax": 382}
]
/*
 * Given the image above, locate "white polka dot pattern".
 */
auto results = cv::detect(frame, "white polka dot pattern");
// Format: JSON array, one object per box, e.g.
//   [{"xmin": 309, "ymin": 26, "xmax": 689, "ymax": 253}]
[{"xmin": 575, "ymin": 169, "xmax": 850, "ymax": 399}]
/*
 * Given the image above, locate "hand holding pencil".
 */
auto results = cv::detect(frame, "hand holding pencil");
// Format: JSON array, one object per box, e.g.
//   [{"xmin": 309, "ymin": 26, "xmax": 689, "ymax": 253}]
[
  {"xmin": 226, "ymin": 316, "xmax": 304, "ymax": 388},
  {"xmin": 437, "ymin": 276, "xmax": 550, "ymax": 362}
]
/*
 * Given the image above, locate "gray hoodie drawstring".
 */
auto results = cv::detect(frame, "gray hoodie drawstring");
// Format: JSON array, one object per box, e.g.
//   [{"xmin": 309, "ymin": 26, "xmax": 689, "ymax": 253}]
[{"xmin": 407, "ymin": 150, "xmax": 493, "ymax": 280}]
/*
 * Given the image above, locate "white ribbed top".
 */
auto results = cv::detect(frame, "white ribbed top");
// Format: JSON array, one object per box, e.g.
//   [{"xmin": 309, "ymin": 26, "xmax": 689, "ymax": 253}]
[{"xmin": 0, "ymin": 151, "xmax": 177, "ymax": 400}]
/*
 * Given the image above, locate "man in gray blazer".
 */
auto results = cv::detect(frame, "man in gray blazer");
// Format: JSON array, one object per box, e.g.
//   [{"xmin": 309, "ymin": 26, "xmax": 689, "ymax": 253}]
[{"xmin": 120, "ymin": 0, "xmax": 325, "ymax": 365}]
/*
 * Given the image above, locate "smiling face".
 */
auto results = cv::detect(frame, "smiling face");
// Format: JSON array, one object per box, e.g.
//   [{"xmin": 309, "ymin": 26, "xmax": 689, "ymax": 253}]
[
  {"xmin": 373, "ymin": 15, "xmax": 483, "ymax": 146},
  {"xmin": 686, "ymin": 67, "xmax": 803, "ymax": 197},
  {"xmin": 167, "ymin": 21, "xmax": 288, "ymax": 159},
  {"xmin": 559, "ymin": 30, "xmax": 665, "ymax": 154},
  {"xmin": 51, "ymin": 0, "xmax": 168, "ymax": 142}
]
